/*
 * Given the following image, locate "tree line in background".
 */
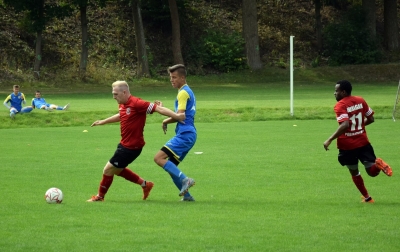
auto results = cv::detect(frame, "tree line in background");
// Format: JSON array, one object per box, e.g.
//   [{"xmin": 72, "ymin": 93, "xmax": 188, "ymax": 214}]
[{"xmin": 0, "ymin": 0, "xmax": 399, "ymax": 81}]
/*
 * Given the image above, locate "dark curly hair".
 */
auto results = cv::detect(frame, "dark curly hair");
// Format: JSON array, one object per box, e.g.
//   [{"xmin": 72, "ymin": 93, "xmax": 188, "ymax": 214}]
[{"xmin": 336, "ymin": 80, "xmax": 352, "ymax": 95}]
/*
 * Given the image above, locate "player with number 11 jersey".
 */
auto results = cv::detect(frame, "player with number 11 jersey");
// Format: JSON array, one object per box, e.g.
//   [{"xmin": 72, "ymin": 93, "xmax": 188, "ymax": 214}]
[
  {"xmin": 334, "ymin": 95, "xmax": 374, "ymax": 150},
  {"xmin": 323, "ymin": 80, "xmax": 393, "ymax": 204}
]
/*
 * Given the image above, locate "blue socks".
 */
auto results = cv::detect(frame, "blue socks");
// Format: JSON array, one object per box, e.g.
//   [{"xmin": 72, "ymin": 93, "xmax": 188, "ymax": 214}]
[
  {"xmin": 163, "ymin": 161, "xmax": 192, "ymax": 197},
  {"xmin": 163, "ymin": 160, "xmax": 186, "ymax": 181},
  {"xmin": 170, "ymin": 174, "xmax": 192, "ymax": 198},
  {"xmin": 21, "ymin": 107, "xmax": 33, "ymax": 113}
]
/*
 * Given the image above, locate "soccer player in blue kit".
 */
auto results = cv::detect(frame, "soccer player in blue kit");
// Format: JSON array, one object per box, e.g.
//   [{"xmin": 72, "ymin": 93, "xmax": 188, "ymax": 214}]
[
  {"xmin": 3, "ymin": 85, "xmax": 33, "ymax": 119},
  {"xmin": 154, "ymin": 64, "xmax": 197, "ymax": 201},
  {"xmin": 31, "ymin": 90, "xmax": 70, "ymax": 111}
]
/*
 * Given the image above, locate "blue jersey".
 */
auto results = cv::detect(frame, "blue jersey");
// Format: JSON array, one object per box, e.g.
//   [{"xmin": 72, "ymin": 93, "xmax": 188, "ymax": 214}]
[
  {"xmin": 175, "ymin": 84, "xmax": 196, "ymax": 134},
  {"xmin": 4, "ymin": 92, "xmax": 26, "ymax": 112},
  {"xmin": 32, "ymin": 97, "xmax": 49, "ymax": 108}
]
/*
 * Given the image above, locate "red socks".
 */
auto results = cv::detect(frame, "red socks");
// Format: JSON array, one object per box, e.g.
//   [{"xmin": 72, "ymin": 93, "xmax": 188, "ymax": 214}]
[
  {"xmin": 368, "ymin": 164, "xmax": 381, "ymax": 177},
  {"xmin": 351, "ymin": 174, "xmax": 369, "ymax": 198},
  {"xmin": 97, "ymin": 168, "xmax": 144, "ymax": 198},
  {"xmin": 98, "ymin": 174, "xmax": 114, "ymax": 198},
  {"xmin": 118, "ymin": 168, "xmax": 144, "ymax": 185}
]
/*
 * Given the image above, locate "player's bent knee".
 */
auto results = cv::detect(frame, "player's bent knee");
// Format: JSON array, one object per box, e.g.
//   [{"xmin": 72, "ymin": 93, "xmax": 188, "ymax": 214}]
[
  {"xmin": 103, "ymin": 162, "xmax": 118, "ymax": 176},
  {"xmin": 154, "ymin": 157, "xmax": 164, "ymax": 167}
]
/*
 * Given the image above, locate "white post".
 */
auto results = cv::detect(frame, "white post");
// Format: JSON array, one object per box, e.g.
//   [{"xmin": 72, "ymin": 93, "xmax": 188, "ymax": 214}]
[{"xmin": 290, "ymin": 36, "xmax": 294, "ymax": 116}]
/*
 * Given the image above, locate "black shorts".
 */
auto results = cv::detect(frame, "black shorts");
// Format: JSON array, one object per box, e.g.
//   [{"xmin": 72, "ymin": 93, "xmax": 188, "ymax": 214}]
[
  {"xmin": 338, "ymin": 144, "xmax": 376, "ymax": 166},
  {"xmin": 109, "ymin": 143, "xmax": 142, "ymax": 168},
  {"xmin": 161, "ymin": 146, "xmax": 180, "ymax": 165}
]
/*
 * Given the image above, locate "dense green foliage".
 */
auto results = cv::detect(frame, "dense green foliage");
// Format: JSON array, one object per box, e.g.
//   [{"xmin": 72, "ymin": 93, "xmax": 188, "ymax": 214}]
[
  {"xmin": 323, "ymin": 6, "xmax": 381, "ymax": 66},
  {"xmin": 1, "ymin": 0, "xmax": 399, "ymax": 83},
  {"xmin": 187, "ymin": 29, "xmax": 246, "ymax": 72}
]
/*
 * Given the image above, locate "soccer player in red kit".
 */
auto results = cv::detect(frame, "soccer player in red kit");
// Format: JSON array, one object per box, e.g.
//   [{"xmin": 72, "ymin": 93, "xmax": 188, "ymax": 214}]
[
  {"xmin": 323, "ymin": 80, "xmax": 392, "ymax": 203},
  {"xmin": 87, "ymin": 81, "xmax": 185, "ymax": 202}
]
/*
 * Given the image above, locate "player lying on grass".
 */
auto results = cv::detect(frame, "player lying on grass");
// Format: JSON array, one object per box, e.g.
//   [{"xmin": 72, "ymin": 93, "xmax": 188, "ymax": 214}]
[{"xmin": 31, "ymin": 91, "xmax": 70, "ymax": 111}]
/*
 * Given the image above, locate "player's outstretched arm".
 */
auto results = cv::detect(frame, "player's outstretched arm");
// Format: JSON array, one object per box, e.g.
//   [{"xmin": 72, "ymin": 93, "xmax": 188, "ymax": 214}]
[
  {"xmin": 91, "ymin": 113, "xmax": 120, "ymax": 127},
  {"xmin": 155, "ymin": 106, "xmax": 185, "ymax": 122},
  {"xmin": 3, "ymin": 101, "xmax": 11, "ymax": 109},
  {"xmin": 154, "ymin": 100, "xmax": 163, "ymax": 107},
  {"xmin": 323, "ymin": 121, "xmax": 349, "ymax": 151}
]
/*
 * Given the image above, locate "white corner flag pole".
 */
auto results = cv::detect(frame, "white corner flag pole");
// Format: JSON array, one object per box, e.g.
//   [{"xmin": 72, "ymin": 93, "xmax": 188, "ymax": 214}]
[{"xmin": 290, "ymin": 36, "xmax": 294, "ymax": 116}]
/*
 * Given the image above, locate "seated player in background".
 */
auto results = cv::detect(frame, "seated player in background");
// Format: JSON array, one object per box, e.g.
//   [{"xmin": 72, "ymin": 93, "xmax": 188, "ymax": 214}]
[
  {"xmin": 3, "ymin": 85, "xmax": 33, "ymax": 119},
  {"xmin": 31, "ymin": 90, "xmax": 70, "ymax": 111}
]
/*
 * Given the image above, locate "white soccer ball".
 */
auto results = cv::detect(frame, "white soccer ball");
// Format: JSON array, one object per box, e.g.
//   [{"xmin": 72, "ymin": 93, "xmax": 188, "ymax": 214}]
[{"xmin": 45, "ymin": 187, "xmax": 63, "ymax": 204}]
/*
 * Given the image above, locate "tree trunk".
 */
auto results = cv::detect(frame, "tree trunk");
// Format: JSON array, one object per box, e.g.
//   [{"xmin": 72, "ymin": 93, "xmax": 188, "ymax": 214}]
[
  {"xmin": 33, "ymin": 30, "xmax": 43, "ymax": 79},
  {"xmin": 33, "ymin": 0, "xmax": 44, "ymax": 79},
  {"xmin": 80, "ymin": 3, "xmax": 89, "ymax": 75},
  {"xmin": 242, "ymin": 0, "xmax": 262, "ymax": 70},
  {"xmin": 384, "ymin": 0, "xmax": 399, "ymax": 50},
  {"xmin": 314, "ymin": 0, "xmax": 322, "ymax": 51},
  {"xmin": 168, "ymin": 0, "xmax": 184, "ymax": 64},
  {"xmin": 132, "ymin": 0, "xmax": 150, "ymax": 77},
  {"xmin": 362, "ymin": 0, "xmax": 376, "ymax": 38}
]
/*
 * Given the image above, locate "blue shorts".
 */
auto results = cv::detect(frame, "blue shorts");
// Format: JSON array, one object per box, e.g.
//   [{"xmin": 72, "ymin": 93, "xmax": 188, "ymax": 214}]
[
  {"xmin": 163, "ymin": 131, "xmax": 197, "ymax": 163},
  {"xmin": 11, "ymin": 107, "xmax": 32, "ymax": 113}
]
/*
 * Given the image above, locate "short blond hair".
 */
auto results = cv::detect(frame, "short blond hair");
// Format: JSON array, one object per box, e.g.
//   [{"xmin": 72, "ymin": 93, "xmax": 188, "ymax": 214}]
[{"xmin": 112, "ymin": 80, "xmax": 129, "ymax": 91}]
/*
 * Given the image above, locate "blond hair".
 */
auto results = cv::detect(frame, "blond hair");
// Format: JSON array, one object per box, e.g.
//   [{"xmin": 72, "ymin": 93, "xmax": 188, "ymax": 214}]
[{"xmin": 112, "ymin": 81, "xmax": 130, "ymax": 91}]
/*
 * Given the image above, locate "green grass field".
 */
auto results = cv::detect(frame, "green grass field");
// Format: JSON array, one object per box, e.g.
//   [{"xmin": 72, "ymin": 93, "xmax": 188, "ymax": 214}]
[
  {"xmin": 0, "ymin": 75, "xmax": 397, "ymax": 128},
  {"xmin": 1, "ymin": 69, "xmax": 400, "ymax": 251},
  {"xmin": 0, "ymin": 120, "xmax": 399, "ymax": 251}
]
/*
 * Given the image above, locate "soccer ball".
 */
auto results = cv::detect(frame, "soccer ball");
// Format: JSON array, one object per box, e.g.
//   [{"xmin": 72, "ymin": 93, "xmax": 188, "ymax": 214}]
[{"xmin": 45, "ymin": 187, "xmax": 63, "ymax": 204}]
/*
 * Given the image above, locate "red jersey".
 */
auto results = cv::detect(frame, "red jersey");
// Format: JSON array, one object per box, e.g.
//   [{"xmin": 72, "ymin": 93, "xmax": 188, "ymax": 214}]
[
  {"xmin": 119, "ymin": 95, "xmax": 157, "ymax": 149},
  {"xmin": 334, "ymin": 96, "xmax": 374, "ymax": 150}
]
